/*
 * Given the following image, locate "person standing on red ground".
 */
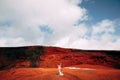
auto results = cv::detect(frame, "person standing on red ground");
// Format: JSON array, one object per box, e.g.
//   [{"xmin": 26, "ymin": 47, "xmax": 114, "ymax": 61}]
[{"xmin": 58, "ymin": 63, "xmax": 64, "ymax": 76}]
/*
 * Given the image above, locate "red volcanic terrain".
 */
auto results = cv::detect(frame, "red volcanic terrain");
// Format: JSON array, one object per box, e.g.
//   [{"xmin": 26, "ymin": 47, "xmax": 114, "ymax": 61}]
[
  {"xmin": 0, "ymin": 67, "xmax": 120, "ymax": 80},
  {"xmin": 0, "ymin": 46, "xmax": 120, "ymax": 80}
]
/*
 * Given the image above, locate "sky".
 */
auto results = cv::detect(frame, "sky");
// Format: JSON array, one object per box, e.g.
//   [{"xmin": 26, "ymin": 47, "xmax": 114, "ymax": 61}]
[{"xmin": 0, "ymin": 0, "xmax": 120, "ymax": 50}]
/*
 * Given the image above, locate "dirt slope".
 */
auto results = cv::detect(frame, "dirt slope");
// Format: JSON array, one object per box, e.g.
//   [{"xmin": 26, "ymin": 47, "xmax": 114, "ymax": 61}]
[{"xmin": 0, "ymin": 46, "xmax": 120, "ymax": 69}]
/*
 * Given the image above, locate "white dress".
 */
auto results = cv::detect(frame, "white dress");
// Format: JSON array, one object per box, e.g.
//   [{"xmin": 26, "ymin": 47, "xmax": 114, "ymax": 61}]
[{"xmin": 58, "ymin": 64, "xmax": 64, "ymax": 76}]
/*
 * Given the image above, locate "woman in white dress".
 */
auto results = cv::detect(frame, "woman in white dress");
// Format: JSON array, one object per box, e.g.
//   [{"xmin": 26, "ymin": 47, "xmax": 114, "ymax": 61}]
[{"xmin": 58, "ymin": 63, "xmax": 64, "ymax": 76}]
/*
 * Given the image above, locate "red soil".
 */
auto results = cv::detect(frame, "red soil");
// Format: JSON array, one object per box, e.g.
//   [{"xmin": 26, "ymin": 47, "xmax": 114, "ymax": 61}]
[
  {"xmin": 0, "ymin": 46, "xmax": 119, "ymax": 69},
  {"xmin": 39, "ymin": 52, "xmax": 115, "ymax": 68},
  {"xmin": 0, "ymin": 46, "xmax": 120, "ymax": 80},
  {"xmin": 0, "ymin": 65, "xmax": 120, "ymax": 80}
]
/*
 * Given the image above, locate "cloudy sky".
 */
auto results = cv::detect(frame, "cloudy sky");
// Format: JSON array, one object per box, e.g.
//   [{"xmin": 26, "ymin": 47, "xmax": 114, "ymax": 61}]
[{"xmin": 0, "ymin": 0, "xmax": 120, "ymax": 50}]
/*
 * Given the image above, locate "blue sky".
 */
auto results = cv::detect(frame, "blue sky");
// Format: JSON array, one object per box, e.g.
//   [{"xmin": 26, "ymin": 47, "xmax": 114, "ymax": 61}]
[
  {"xmin": 80, "ymin": 0, "xmax": 120, "ymax": 36},
  {"xmin": 81, "ymin": 0, "xmax": 120, "ymax": 21},
  {"xmin": 0, "ymin": 0, "xmax": 120, "ymax": 50}
]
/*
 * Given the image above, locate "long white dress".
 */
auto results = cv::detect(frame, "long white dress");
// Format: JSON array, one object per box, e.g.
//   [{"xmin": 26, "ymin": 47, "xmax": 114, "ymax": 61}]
[{"xmin": 58, "ymin": 64, "xmax": 64, "ymax": 76}]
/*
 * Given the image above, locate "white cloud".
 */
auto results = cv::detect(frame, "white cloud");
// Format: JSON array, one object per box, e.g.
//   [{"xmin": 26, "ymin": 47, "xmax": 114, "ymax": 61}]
[
  {"xmin": 55, "ymin": 19, "xmax": 120, "ymax": 50},
  {"xmin": 0, "ymin": 38, "xmax": 27, "ymax": 47},
  {"xmin": 55, "ymin": 35, "xmax": 120, "ymax": 50},
  {"xmin": 92, "ymin": 19, "xmax": 115, "ymax": 35},
  {"xmin": 68, "ymin": 0, "xmax": 82, "ymax": 5},
  {"xmin": 0, "ymin": 0, "xmax": 120, "ymax": 50},
  {"xmin": 0, "ymin": 0, "xmax": 87, "ymax": 47}
]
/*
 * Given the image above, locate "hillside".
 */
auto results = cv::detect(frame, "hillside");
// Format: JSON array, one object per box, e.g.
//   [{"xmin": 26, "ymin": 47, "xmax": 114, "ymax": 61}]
[
  {"xmin": 0, "ymin": 46, "xmax": 120, "ymax": 69},
  {"xmin": 0, "ymin": 46, "xmax": 120, "ymax": 80}
]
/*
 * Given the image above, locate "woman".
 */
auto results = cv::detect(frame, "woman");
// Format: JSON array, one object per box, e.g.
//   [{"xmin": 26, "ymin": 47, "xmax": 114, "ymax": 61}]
[{"xmin": 58, "ymin": 63, "xmax": 64, "ymax": 76}]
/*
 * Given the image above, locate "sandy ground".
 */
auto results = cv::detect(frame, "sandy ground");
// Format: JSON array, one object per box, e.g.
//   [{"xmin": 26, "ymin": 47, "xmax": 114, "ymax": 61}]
[{"xmin": 0, "ymin": 66, "xmax": 120, "ymax": 80}]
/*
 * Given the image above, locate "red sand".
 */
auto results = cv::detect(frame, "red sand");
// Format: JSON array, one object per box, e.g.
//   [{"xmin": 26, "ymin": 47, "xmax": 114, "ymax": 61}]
[{"xmin": 0, "ymin": 64, "xmax": 120, "ymax": 80}]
